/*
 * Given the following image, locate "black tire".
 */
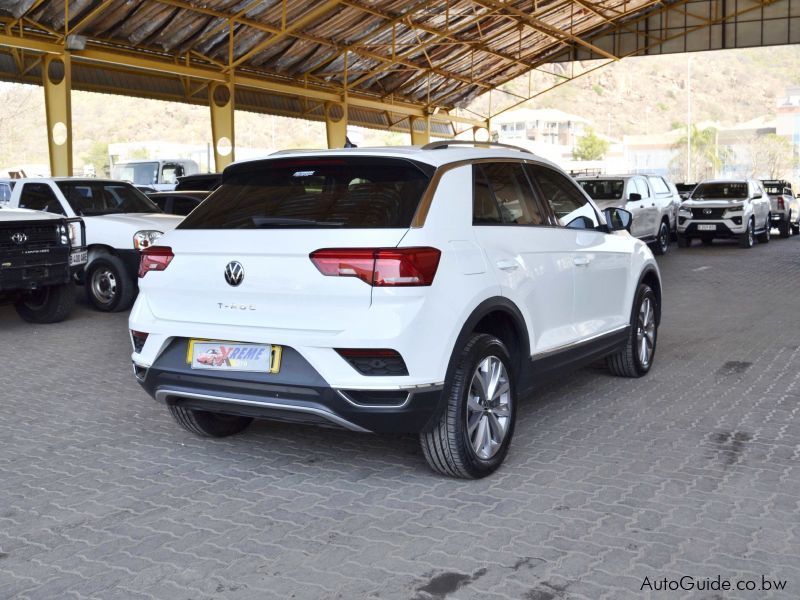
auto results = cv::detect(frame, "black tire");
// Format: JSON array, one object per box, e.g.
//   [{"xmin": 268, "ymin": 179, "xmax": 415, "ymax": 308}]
[
  {"xmin": 168, "ymin": 405, "xmax": 252, "ymax": 437},
  {"xmin": 757, "ymin": 216, "xmax": 771, "ymax": 243},
  {"xmin": 606, "ymin": 283, "xmax": 658, "ymax": 378},
  {"xmin": 653, "ymin": 220, "xmax": 670, "ymax": 256},
  {"xmin": 791, "ymin": 214, "xmax": 799, "ymax": 235},
  {"xmin": 420, "ymin": 334, "xmax": 516, "ymax": 479},
  {"xmin": 14, "ymin": 283, "xmax": 76, "ymax": 323},
  {"xmin": 739, "ymin": 219, "xmax": 754, "ymax": 249},
  {"xmin": 778, "ymin": 218, "xmax": 790, "ymax": 238},
  {"xmin": 84, "ymin": 255, "xmax": 136, "ymax": 312},
  {"xmin": 701, "ymin": 237, "xmax": 714, "ymax": 246},
  {"xmin": 677, "ymin": 234, "xmax": 690, "ymax": 248}
]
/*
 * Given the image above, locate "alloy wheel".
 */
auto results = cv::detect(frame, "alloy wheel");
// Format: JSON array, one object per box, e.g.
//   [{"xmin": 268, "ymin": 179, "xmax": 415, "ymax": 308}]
[
  {"xmin": 466, "ymin": 356, "xmax": 512, "ymax": 460},
  {"xmin": 637, "ymin": 296, "xmax": 656, "ymax": 368}
]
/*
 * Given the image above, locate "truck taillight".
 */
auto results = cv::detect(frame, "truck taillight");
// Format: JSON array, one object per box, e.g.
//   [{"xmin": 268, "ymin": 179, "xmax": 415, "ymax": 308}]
[
  {"xmin": 310, "ymin": 247, "xmax": 441, "ymax": 286},
  {"xmin": 778, "ymin": 198, "xmax": 785, "ymax": 210},
  {"xmin": 138, "ymin": 246, "xmax": 174, "ymax": 278}
]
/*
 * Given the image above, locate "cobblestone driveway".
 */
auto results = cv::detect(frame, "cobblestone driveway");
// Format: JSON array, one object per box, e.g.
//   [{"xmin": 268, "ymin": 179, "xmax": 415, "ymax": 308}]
[{"xmin": 1, "ymin": 236, "xmax": 799, "ymax": 600}]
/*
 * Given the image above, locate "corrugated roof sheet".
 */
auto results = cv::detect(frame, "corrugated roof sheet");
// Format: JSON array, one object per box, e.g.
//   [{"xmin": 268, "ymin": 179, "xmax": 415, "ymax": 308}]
[{"xmin": 0, "ymin": 0, "xmax": 667, "ymax": 130}]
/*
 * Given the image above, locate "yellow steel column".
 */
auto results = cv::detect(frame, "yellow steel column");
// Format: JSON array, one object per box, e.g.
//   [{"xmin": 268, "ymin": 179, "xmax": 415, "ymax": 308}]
[
  {"xmin": 42, "ymin": 53, "xmax": 73, "ymax": 177},
  {"xmin": 410, "ymin": 116, "xmax": 430, "ymax": 145},
  {"xmin": 210, "ymin": 81, "xmax": 235, "ymax": 171},
  {"xmin": 325, "ymin": 102, "xmax": 347, "ymax": 148}
]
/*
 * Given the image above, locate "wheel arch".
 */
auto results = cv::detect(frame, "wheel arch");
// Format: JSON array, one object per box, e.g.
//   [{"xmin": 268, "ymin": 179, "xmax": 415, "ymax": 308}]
[
  {"xmin": 447, "ymin": 297, "xmax": 531, "ymax": 382},
  {"xmin": 638, "ymin": 267, "xmax": 662, "ymax": 326},
  {"xmin": 87, "ymin": 243, "xmax": 118, "ymax": 264}
]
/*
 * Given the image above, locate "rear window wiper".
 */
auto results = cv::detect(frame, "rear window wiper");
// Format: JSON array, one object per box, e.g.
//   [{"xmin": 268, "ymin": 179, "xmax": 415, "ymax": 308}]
[{"xmin": 250, "ymin": 217, "xmax": 344, "ymax": 228}]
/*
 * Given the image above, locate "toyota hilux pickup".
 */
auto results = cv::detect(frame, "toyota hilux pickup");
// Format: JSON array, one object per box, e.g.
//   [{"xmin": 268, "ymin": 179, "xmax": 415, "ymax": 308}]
[
  {"xmin": 0, "ymin": 205, "xmax": 87, "ymax": 323},
  {"xmin": 7, "ymin": 178, "xmax": 182, "ymax": 311},
  {"xmin": 677, "ymin": 179, "xmax": 771, "ymax": 248},
  {"xmin": 761, "ymin": 180, "xmax": 799, "ymax": 238}
]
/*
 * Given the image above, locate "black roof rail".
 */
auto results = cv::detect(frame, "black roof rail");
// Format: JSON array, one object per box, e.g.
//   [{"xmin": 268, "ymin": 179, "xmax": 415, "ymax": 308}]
[{"xmin": 421, "ymin": 140, "xmax": 532, "ymax": 154}]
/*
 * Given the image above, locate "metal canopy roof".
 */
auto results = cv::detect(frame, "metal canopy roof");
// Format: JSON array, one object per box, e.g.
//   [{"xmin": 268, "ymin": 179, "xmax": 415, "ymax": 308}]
[{"xmin": 0, "ymin": 0, "xmax": 793, "ymax": 134}]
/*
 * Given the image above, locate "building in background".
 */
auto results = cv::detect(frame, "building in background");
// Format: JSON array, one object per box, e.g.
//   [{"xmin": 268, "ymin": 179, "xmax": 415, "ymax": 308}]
[{"xmin": 492, "ymin": 107, "xmax": 626, "ymax": 172}]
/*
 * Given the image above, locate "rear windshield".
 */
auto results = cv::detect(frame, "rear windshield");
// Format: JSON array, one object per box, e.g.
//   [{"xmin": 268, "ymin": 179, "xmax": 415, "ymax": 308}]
[
  {"xmin": 762, "ymin": 184, "xmax": 785, "ymax": 195},
  {"xmin": 692, "ymin": 182, "xmax": 747, "ymax": 199},
  {"xmin": 56, "ymin": 181, "xmax": 161, "ymax": 215},
  {"xmin": 179, "ymin": 157, "xmax": 433, "ymax": 229},
  {"xmin": 578, "ymin": 179, "xmax": 625, "ymax": 201}
]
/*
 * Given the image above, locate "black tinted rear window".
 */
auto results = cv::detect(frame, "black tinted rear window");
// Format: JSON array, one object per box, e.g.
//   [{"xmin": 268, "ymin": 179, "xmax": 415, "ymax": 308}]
[{"xmin": 179, "ymin": 157, "xmax": 433, "ymax": 229}]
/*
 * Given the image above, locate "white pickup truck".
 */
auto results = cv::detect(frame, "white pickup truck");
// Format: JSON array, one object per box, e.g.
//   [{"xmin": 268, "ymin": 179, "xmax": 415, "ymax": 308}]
[{"xmin": 7, "ymin": 178, "xmax": 182, "ymax": 311}]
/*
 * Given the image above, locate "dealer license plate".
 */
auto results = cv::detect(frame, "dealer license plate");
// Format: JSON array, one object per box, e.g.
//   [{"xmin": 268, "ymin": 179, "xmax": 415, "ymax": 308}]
[
  {"xmin": 697, "ymin": 224, "xmax": 716, "ymax": 231},
  {"xmin": 69, "ymin": 250, "xmax": 88, "ymax": 266},
  {"xmin": 188, "ymin": 340, "xmax": 282, "ymax": 373}
]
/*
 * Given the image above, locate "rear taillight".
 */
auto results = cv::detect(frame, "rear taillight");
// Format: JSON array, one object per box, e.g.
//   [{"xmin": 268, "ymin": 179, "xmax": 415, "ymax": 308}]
[
  {"xmin": 778, "ymin": 198, "xmax": 785, "ymax": 210},
  {"xmin": 309, "ymin": 247, "xmax": 441, "ymax": 286},
  {"xmin": 130, "ymin": 330, "xmax": 148, "ymax": 353},
  {"xmin": 138, "ymin": 246, "xmax": 174, "ymax": 278}
]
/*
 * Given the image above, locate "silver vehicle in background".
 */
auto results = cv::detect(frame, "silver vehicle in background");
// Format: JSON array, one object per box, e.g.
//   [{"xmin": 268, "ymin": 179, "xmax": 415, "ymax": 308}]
[{"xmin": 576, "ymin": 174, "xmax": 676, "ymax": 255}]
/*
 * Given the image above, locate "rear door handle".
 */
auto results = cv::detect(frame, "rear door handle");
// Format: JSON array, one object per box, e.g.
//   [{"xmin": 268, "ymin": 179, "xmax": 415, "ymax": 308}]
[
  {"xmin": 573, "ymin": 256, "xmax": 591, "ymax": 266},
  {"xmin": 496, "ymin": 259, "xmax": 519, "ymax": 271}
]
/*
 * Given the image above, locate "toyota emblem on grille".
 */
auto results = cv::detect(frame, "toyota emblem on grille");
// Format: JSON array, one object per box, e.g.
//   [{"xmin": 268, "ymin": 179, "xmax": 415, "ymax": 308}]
[
  {"xmin": 703, "ymin": 208, "xmax": 712, "ymax": 215},
  {"xmin": 11, "ymin": 232, "xmax": 27, "ymax": 245},
  {"xmin": 224, "ymin": 261, "xmax": 244, "ymax": 286}
]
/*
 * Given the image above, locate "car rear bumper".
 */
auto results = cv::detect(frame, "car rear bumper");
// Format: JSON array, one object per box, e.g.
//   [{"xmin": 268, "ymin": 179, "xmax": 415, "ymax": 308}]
[{"xmin": 134, "ymin": 338, "xmax": 445, "ymax": 433}]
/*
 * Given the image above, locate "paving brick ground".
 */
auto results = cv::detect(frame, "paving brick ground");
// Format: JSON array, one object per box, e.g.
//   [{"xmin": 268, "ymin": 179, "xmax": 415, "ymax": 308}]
[{"xmin": 1, "ymin": 234, "xmax": 799, "ymax": 600}]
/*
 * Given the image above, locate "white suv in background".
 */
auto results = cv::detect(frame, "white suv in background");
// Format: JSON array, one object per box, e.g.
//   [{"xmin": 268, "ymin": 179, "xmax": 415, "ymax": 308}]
[
  {"xmin": 129, "ymin": 143, "xmax": 662, "ymax": 479},
  {"xmin": 576, "ymin": 174, "xmax": 676, "ymax": 255},
  {"xmin": 677, "ymin": 179, "xmax": 771, "ymax": 248}
]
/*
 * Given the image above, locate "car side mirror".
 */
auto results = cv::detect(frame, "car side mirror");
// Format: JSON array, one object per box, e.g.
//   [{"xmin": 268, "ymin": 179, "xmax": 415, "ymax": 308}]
[
  {"xmin": 603, "ymin": 207, "xmax": 632, "ymax": 232},
  {"xmin": 753, "ymin": 192, "xmax": 762, "ymax": 199},
  {"xmin": 628, "ymin": 192, "xmax": 642, "ymax": 202}
]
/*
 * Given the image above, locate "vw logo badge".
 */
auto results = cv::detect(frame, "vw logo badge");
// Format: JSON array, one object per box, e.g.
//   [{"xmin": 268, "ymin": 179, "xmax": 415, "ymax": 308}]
[
  {"xmin": 224, "ymin": 261, "xmax": 244, "ymax": 287},
  {"xmin": 11, "ymin": 232, "xmax": 27, "ymax": 245},
  {"xmin": 703, "ymin": 208, "xmax": 712, "ymax": 215}
]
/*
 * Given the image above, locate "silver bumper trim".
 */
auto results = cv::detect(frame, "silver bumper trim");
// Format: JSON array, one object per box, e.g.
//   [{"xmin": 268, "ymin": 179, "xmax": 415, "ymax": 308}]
[{"xmin": 154, "ymin": 389, "xmax": 370, "ymax": 433}]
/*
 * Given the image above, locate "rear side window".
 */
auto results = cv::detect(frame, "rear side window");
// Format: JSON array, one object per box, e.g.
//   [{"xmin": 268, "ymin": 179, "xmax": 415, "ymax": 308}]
[
  {"xmin": 172, "ymin": 196, "xmax": 199, "ymax": 216},
  {"xmin": 633, "ymin": 177, "xmax": 650, "ymax": 198},
  {"xmin": 527, "ymin": 165, "xmax": 599, "ymax": 228},
  {"xmin": 648, "ymin": 176, "xmax": 670, "ymax": 194},
  {"xmin": 19, "ymin": 183, "xmax": 65, "ymax": 215},
  {"xmin": 180, "ymin": 157, "xmax": 433, "ymax": 229},
  {"xmin": 472, "ymin": 163, "xmax": 545, "ymax": 226}
]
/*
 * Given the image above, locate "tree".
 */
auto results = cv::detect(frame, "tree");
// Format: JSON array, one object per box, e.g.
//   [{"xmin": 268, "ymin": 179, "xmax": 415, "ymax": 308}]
[
  {"xmin": 572, "ymin": 128, "xmax": 610, "ymax": 161},
  {"xmin": 670, "ymin": 124, "xmax": 730, "ymax": 181},
  {"xmin": 746, "ymin": 133, "xmax": 796, "ymax": 179},
  {"xmin": 81, "ymin": 141, "xmax": 109, "ymax": 177}
]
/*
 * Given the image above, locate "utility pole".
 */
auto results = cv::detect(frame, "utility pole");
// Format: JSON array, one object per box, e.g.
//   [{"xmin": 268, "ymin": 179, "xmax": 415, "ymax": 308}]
[{"xmin": 686, "ymin": 54, "xmax": 692, "ymax": 182}]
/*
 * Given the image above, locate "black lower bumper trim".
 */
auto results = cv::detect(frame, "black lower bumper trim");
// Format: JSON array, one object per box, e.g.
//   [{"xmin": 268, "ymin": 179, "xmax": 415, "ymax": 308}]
[{"xmin": 137, "ymin": 338, "xmax": 445, "ymax": 433}]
